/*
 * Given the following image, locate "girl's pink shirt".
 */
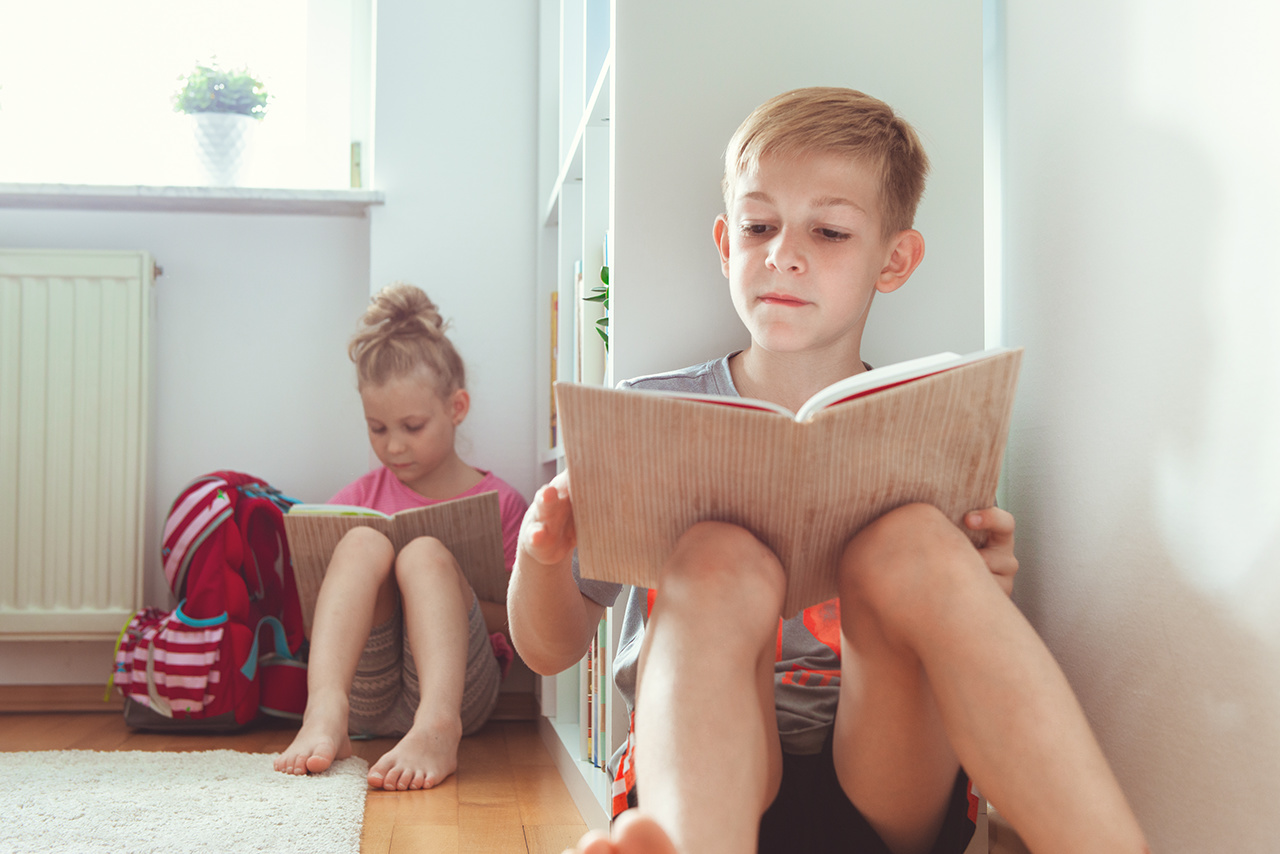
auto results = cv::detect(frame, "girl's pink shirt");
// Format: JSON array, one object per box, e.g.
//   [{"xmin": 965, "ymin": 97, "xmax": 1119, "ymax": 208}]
[{"xmin": 329, "ymin": 466, "xmax": 528, "ymax": 570}]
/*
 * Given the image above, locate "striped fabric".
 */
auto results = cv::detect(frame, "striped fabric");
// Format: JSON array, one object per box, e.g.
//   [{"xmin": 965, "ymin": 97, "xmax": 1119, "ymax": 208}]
[{"xmin": 114, "ymin": 606, "xmax": 227, "ymax": 717}]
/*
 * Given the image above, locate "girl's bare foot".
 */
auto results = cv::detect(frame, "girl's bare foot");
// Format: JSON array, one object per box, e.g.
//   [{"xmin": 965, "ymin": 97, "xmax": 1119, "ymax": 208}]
[
  {"xmin": 564, "ymin": 811, "xmax": 680, "ymax": 854},
  {"xmin": 367, "ymin": 716, "xmax": 463, "ymax": 790},
  {"xmin": 274, "ymin": 691, "xmax": 353, "ymax": 776}
]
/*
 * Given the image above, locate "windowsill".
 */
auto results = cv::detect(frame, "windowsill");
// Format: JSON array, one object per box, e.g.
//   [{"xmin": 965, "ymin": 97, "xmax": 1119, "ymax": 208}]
[{"xmin": 0, "ymin": 183, "xmax": 386, "ymax": 217}]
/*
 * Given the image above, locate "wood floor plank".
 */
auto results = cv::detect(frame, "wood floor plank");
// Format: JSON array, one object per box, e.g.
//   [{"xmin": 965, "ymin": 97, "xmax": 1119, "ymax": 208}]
[
  {"xmin": 503, "ymin": 721, "xmax": 556, "ymax": 767},
  {"xmin": 458, "ymin": 802, "xmax": 528, "ymax": 853},
  {"xmin": 513, "ymin": 764, "xmax": 588, "ymax": 826},
  {"xmin": 525, "ymin": 824, "xmax": 592, "ymax": 854},
  {"xmin": 388, "ymin": 825, "xmax": 458, "ymax": 854},
  {"xmin": 382, "ymin": 780, "xmax": 460, "ymax": 826}
]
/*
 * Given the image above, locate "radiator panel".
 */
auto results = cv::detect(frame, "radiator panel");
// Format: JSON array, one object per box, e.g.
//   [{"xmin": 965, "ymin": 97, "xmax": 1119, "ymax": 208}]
[{"xmin": 0, "ymin": 250, "xmax": 153, "ymax": 640}]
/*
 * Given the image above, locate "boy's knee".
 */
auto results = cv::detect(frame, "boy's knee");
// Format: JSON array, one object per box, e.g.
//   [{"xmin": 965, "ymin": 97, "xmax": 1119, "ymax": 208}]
[
  {"xmin": 659, "ymin": 521, "xmax": 785, "ymax": 626},
  {"xmin": 839, "ymin": 503, "xmax": 980, "ymax": 627}
]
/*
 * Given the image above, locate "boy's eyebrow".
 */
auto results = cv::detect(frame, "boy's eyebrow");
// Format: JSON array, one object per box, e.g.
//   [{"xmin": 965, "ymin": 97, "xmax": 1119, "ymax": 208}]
[{"xmin": 739, "ymin": 191, "xmax": 867, "ymax": 214}]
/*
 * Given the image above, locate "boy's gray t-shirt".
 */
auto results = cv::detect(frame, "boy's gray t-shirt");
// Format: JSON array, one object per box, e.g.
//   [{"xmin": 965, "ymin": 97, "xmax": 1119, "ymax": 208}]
[{"xmin": 573, "ymin": 354, "xmax": 841, "ymax": 758}]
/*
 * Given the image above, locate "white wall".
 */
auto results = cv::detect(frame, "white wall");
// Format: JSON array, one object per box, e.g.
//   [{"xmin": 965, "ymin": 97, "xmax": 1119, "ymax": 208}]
[
  {"xmin": 368, "ymin": 0, "xmax": 539, "ymax": 502},
  {"xmin": 0, "ymin": 207, "xmax": 373, "ymax": 682},
  {"xmin": 1000, "ymin": 2, "xmax": 1280, "ymax": 850},
  {"xmin": 611, "ymin": 0, "xmax": 985, "ymax": 384}
]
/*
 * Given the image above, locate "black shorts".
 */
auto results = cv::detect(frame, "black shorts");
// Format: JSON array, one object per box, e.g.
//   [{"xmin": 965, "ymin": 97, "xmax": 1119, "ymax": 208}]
[
  {"xmin": 758, "ymin": 737, "xmax": 975, "ymax": 854},
  {"xmin": 628, "ymin": 737, "xmax": 976, "ymax": 854}
]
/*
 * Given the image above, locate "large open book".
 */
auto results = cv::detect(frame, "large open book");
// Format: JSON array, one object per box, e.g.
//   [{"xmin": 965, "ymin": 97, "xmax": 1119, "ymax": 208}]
[
  {"xmin": 282, "ymin": 490, "xmax": 507, "ymax": 637},
  {"xmin": 557, "ymin": 347, "xmax": 1023, "ymax": 618}
]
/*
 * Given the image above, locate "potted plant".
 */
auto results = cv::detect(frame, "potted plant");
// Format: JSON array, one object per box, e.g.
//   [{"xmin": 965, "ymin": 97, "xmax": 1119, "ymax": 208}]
[{"xmin": 173, "ymin": 62, "xmax": 269, "ymax": 186}]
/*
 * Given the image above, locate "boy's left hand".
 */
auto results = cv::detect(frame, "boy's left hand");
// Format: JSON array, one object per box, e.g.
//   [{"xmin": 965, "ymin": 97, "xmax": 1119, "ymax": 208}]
[{"xmin": 964, "ymin": 507, "xmax": 1017, "ymax": 597}]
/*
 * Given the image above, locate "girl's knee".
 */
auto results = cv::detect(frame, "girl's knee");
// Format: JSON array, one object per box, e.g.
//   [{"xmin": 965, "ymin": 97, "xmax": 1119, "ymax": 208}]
[
  {"xmin": 333, "ymin": 526, "xmax": 396, "ymax": 569},
  {"xmin": 396, "ymin": 536, "xmax": 458, "ymax": 576}
]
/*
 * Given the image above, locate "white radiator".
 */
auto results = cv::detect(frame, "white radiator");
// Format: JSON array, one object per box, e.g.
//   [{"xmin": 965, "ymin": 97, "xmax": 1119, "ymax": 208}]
[{"xmin": 0, "ymin": 249, "xmax": 155, "ymax": 640}]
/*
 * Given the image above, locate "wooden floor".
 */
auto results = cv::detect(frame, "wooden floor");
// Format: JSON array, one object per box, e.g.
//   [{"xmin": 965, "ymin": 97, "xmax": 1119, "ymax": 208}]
[{"xmin": 0, "ymin": 699, "xmax": 589, "ymax": 854}]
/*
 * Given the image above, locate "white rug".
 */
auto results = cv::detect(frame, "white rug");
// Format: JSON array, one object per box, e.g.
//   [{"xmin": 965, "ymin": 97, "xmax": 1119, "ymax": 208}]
[{"xmin": 0, "ymin": 750, "xmax": 368, "ymax": 854}]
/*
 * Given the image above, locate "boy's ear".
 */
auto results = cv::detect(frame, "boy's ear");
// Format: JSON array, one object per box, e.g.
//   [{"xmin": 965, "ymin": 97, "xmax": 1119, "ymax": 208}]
[
  {"xmin": 713, "ymin": 215, "xmax": 732, "ymax": 278},
  {"xmin": 875, "ymin": 229, "xmax": 926, "ymax": 294},
  {"xmin": 449, "ymin": 388, "xmax": 471, "ymax": 426}
]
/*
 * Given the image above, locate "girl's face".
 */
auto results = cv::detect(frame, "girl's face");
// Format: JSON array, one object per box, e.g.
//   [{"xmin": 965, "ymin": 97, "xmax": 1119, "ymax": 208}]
[{"xmin": 359, "ymin": 370, "xmax": 468, "ymax": 495}]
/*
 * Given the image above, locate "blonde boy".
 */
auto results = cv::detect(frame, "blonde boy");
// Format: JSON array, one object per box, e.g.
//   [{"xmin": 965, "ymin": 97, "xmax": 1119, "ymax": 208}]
[{"xmin": 509, "ymin": 88, "xmax": 1150, "ymax": 854}]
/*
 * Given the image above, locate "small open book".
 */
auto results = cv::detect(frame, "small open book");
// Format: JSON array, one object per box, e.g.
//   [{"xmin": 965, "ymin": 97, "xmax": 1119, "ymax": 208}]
[
  {"xmin": 556, "ymin": 347, "xmax": 1023, "ymax": 618},
  {"xmin": 282, "ymin": 491, "xmax": 507, "ymax": 637}
]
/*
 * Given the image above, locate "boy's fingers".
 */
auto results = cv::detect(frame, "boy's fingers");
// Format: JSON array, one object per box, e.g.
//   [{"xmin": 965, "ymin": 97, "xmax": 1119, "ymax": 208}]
[{"xmin": 966, "ymin": 506, "xmax": 1015, "ymax": 542}]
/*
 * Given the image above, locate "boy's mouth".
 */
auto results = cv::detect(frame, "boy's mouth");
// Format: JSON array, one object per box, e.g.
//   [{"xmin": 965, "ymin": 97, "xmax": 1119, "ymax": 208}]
[{"xmin": 758, "ymin": 292, "xmax": 809, "ymax": 307}]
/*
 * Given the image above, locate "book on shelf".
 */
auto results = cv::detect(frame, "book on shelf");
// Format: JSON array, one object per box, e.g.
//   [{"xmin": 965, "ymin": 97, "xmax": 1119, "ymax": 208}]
[
  {"xmin": 282, "ymin": 491, "xmax": 508, "ymax": 637},
  {"xmin": 550, "ymin": 290, "xmax": 559, "ymax": 449},
  {"xmin": 556, "ymin": 347, "xmax": 1023, "ymax": 618}
]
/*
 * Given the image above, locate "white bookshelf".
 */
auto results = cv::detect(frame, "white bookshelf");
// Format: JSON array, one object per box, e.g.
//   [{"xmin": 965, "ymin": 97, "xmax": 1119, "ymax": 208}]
[{"xmin": 534, "ymin": 0, "xmax": 624, "ymax": 830}]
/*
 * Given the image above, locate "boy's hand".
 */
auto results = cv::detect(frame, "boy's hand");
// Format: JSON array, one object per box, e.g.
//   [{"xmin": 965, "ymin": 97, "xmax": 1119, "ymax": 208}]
[
  {"xmin": 519, "ymin": 470, "xmax": 576, "ymax": 567},
  {"xmin": 965, "ymin": 507, "xmax": 1017, "ymax": 597}
]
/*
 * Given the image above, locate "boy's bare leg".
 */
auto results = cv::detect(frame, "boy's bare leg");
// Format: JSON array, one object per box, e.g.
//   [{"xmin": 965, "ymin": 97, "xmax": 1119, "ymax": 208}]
[
  {"xmin": 366, "ymin": 535, "xmax": 472, "ymax": 790},
  {"xmin": 275, "ymin": 527, "xmax": 397, "ymax": 776},
  {"xmin": 834, "ymin": 503, "xmax": 1149, "ymax": 854},
  {"xmin": 628, "ymin": 521, "xmax": 786, "ymax": 854}
]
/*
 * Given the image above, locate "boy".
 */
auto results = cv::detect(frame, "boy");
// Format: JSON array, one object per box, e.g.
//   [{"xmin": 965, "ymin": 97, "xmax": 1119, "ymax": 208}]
[{"xmin": 509, "ymin": 88, "xmax": 1150, "ymax": 854}]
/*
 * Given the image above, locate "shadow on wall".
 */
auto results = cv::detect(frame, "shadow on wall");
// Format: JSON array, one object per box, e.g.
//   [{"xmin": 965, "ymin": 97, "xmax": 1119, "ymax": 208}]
[{"xmin": 1002, "ymin": 4, "xmax": 1280, "ymax": 850}]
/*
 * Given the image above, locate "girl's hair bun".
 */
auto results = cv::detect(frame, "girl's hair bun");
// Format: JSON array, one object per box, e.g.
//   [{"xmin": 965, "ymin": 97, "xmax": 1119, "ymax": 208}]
[{"xmin": 349, "ymin": 282, "xmax": 466, "ymax": 392}]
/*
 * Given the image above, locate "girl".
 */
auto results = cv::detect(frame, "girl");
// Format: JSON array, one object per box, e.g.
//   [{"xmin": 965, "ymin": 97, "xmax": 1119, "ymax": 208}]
[{"xmin": 275, "ymin": 282, "xmax": 528, "ymax": 790}]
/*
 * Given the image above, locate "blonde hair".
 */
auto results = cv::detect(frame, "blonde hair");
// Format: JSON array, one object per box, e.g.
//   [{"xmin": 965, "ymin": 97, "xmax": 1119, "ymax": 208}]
[
  {"xmin": 722, "ymin": 87, "xmax": 930, "ymax": 237},
  {"xmin": 348, "ymin": 282, "xmax": 466, "ymax": 394}
]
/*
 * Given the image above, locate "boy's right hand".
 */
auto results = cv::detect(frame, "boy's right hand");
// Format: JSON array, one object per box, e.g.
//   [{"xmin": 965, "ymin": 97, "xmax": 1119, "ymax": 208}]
[{"xmin": 519, "ymin": 470, "xmax": 576, "ymax": 567}]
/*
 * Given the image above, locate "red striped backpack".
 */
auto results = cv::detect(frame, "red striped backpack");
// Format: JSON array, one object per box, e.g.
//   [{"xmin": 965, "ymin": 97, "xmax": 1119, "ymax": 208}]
[{"xmin": 111, "ymin": 471, "xmax": 308, "ymax": 730}]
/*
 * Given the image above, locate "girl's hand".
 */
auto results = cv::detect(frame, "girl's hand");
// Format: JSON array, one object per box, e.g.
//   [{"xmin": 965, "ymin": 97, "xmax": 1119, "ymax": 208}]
[
  {"xmin": 965, "ymin": 507, "xmax": 1017, "ymax": 597},
  {"xmin": 519, "ymin": 470, "xmax": 576, "ymax": 568}
]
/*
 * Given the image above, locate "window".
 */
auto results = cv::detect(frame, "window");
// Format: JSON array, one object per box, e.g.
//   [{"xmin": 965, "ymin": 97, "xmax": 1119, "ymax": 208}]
[{"xmin": 0, "ymin": 0, "xmax": 371, "ymax": 189}]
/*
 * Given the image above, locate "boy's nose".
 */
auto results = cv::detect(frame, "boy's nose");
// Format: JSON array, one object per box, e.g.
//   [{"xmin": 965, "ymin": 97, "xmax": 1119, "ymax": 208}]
[{"xmin": 766, "ymin": 230, "xmax": 805, "ymax": 273}]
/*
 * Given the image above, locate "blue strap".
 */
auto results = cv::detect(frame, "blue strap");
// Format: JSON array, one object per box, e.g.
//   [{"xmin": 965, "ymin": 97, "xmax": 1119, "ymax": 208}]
[
  {"xmin": 240, "ymin": 615, "xmax": 298, "ymax": 681},
  {"xmin": 173, "ymin": 600, "xmax": 228, "ymax": 628}
]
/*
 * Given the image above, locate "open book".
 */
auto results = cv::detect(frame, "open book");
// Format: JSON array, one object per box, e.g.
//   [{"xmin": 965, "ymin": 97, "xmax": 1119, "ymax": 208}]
[
  {"xmin": 557, "ymin": 347, "xmax": 1023, "ymax": 618},
  {"xmin": 282, "ymin": 490, "xmax": 507, "ymax": 637}
]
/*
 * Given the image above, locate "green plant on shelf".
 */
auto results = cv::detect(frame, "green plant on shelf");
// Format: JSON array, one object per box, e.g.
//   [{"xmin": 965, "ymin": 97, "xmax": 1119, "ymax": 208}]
[
  {"xmin": 584, "ymin": 264, "xmax": 609, "ymax": 351},
  {"xmin": 173, "ymin": 62, "xmax": 269, "ymax": 119}
]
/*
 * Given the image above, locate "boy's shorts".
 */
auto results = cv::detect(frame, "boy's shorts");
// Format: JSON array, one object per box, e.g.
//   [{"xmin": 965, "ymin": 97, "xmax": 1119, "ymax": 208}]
[
  {"xmin": 346, "ymin": 591, "xmax": 500, "ymax": 738},
  {"xmin": 757, "ymin": 736, "xmax": 975, "ymax": 854},
  {"xmin": 628, "ymin": 735, "xmax": 975, "ymax": 854}
]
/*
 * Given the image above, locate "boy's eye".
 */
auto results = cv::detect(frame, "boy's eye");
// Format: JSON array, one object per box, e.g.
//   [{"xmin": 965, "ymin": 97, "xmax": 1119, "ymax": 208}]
[
  {"xmin": 368, "ymin": 425, "xmax": 386, "ymax": 434},
  {"xmin": 740, "ymin": 223, "xmax": 774, "ymax": 237},
  {"xmin": 817, "ymin": 227, "xmax": 850, "ymax": 241},
  {"xmin": 404, "ymin": 422, "xmax": 426, "ymax": 433}
]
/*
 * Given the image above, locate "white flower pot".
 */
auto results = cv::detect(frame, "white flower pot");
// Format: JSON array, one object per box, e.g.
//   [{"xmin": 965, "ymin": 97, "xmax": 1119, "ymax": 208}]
[{"xmin": 190, "ymin": 112, "xmax": 257, "ymax": 187}]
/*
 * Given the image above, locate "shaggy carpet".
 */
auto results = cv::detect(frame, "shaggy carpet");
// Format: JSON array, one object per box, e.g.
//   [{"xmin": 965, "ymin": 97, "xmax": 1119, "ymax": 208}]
[{"xmin": 0, "ymin": 750, "xmax": 368, "ymax": 854}]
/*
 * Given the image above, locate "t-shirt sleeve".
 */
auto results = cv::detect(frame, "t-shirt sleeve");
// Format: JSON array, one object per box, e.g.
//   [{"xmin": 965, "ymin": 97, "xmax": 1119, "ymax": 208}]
[{"xmin": 572, "ymin": 552, "xmax": 623, "ymax": 607}]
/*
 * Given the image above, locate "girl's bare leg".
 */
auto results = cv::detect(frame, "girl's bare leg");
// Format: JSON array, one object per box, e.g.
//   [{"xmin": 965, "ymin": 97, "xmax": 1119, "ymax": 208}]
[
  {"xmin": 275, "ymin": 527, "xmax": 397, "ymax": 776},
  {"xmin": 366, "ymin": 535, "xmax": 474, "ymax": 790}
]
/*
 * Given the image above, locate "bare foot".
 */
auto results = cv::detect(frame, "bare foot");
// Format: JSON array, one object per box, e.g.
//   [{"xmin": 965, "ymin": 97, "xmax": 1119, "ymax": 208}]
[
  {"xmin": 564, "ymin": 811, "xmax": 680, "ymax": 854},
  {"xmin": 274, "ymin": 691, "xmax": 353, "ymax": 776},
  {"xmin": 367, "ymin": 717, "xmax": 463, "ymax": 790}
]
